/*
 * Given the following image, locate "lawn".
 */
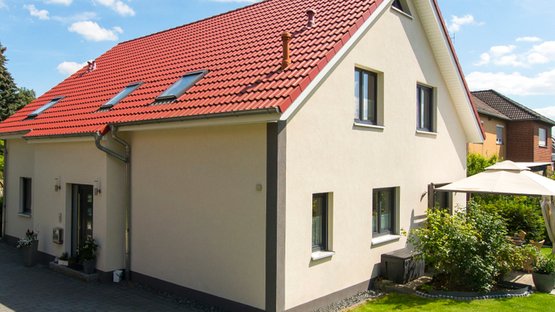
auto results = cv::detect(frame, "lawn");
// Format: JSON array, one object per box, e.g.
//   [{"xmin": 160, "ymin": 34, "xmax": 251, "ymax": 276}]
[{"xmin": 348, "ymin": 293, "xmax": 555, "ymax": 312}]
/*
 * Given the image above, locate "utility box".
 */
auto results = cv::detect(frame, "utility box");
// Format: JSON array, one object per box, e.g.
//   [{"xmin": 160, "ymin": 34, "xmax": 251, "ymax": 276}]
[{"xmin": 381, "ymin": 248, "xmax": 424, "ymax": 284}]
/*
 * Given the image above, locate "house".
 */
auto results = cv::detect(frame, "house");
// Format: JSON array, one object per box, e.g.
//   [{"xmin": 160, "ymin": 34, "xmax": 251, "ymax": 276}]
[
  {"xmin": 0, "ymin": 0, "xmax": 483, "ymax": 311},
  {"xmin": 469, "ymin": 90, "xmax": 555, "ymax": 171}
]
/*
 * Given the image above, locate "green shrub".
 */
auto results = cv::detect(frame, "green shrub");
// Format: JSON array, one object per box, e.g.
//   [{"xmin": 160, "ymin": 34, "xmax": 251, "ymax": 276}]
[
  {"xmin": 467, "ymin": 153, "xmax": 498, "ymax": 176},
  {"xmin": 534, "ymin": 254, "xmax": 555, "ymax": 274},
  {"xmin": 409, "ymin": 205, "xmax": 519, "ymax": 292},
  {"xmin": 477, "ymin": 196, "xmax": 546, "ymax": 242}
]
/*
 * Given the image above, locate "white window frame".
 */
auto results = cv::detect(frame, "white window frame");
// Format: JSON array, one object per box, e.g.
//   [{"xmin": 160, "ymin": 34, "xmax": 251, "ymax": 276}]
[
  {"xmin": 539, "ymin": 128, "xmax": 547, "ymax": 147},
  {"xmin": 496, "ymin": 125, "xmax": 504, "ymax": 145}
]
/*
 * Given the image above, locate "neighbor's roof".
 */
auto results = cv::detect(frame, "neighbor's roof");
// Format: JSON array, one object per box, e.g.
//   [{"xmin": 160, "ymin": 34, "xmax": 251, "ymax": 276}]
[
  {"xmin": 472, "ymin": 90, "xmax": 555, "ymax": 125},
  {"xmin": 471, "ymin": 94, "xmax": 509, "ymax": 121},
  {"xmin": 0, "ymin": 0, "xmax": 482, "ymax": 139}
]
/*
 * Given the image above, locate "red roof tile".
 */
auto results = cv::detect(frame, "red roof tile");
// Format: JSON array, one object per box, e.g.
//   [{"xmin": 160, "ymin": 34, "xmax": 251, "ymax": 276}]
[{"xmin": 0, "ymin": 0, "xmax": 388, "ymax": 137}]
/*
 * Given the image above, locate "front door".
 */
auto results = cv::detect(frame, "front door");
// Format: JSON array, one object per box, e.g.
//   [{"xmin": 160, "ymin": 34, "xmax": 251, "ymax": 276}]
[{"xmin": 71, "ymin": 184, "xmax": 94, "ymax": 256}]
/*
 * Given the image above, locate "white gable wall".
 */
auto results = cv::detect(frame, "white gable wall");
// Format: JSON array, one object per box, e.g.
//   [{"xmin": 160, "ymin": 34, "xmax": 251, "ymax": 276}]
[{"xmin": 284, "ymin": 4, "xmax": 468, "ymax": 309}]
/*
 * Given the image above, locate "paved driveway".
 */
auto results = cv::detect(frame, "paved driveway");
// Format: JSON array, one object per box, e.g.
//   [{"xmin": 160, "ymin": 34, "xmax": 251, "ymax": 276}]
[{"xmin": 0, "ymin": 242, "xmax": 213, "ymax": 312}]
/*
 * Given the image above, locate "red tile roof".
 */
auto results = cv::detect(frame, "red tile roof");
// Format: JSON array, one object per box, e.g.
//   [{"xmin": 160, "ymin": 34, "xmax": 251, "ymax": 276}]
[{"xmin": 0, "ymin": 0, "xmax": 385, "ymax": 138}]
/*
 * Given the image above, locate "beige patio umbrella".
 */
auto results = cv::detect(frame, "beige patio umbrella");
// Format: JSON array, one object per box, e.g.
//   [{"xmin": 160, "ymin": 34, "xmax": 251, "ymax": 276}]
[{"xmin": 437, "ymin": 160, "xmax": 555, "ymax": 253}]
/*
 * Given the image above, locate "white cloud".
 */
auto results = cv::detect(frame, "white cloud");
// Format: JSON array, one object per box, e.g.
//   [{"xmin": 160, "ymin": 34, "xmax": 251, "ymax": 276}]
[
  {"xmin": 475, "ymin": 53, "xmax": 491, "ymax": 66},
  {"xmin": 489, "ymin": 45, "xmax": 516, "ymax": 57},
  {"xmin": 475, "ymin": 45, "xmax": 525, "ymax": 67},
  {"xmin": 68, "ymin": 21, "xmax": 122, "ymax": 41},
  {"xmin": 534, "ymin": 107, "xmax": 555, "ymax": 122},
  {"xmin": 516, "ymin": 36, "xmax": 542, "ymax": 43},
  {"xmin": 93, "ymin": 0, "xmax": 135, "ymax": 17},
  {"xmin": 45, "ymin": 0, "xmax": 73, "ymax": 5},
  {"xmin": 0, "ymin": 0, "xmax": 6, "ymax": 9},
  {"xmin": 24, "ymin": 4, "xmax": 50, "ymax": 20},
  {"xmin": 57, "ymin": 61, "xmax": 86, "ymax": 76},
  {"xmin": 530, "ymin": 41, "xmax": 555, "ymax": 63},
  {"xmin": 52, "ymin": 12, "xmax": 97, "ymax": 24},
  {"xmin": 466, "ymin": 69, "xmax": 555, "ymax": 96},
  {"xmin": 447, "ymin": 15, "xmax": 479, "ymax": 34}
]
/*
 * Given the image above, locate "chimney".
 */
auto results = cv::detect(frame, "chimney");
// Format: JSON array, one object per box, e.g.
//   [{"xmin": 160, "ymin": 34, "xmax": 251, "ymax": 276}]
[
  {"xmin": 306, "ymin": 9, "xmax": 316, "ymax": 28},
  {"xmin": 281, "ymin": 32, "xmax": 292, "ymax": 70}
]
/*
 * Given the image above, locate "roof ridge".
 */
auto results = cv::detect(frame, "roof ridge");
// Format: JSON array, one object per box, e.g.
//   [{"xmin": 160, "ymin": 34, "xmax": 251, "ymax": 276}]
[
  {"xmin": 489, "ymin": 89, "xmax": 555, "ymax": 125},
  {"xmin": 118, "ymin": 0, "xmax": 270, "ymax": 46}
]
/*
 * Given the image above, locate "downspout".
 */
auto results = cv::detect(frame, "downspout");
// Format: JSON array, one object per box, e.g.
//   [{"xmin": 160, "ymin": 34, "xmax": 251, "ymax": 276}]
[
  {"xmin": 1, "ymin": 140, "xmax": 7, "ymax": 239},
  {"xmin": 94, "ymin": 126, "xmax": 132, "ymax": 279}
]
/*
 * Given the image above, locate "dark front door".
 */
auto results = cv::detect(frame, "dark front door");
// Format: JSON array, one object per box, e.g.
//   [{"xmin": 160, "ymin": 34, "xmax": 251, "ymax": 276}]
[{"xmin": 71, "ymin": 184, "xmax": 93, "ymax": 256}]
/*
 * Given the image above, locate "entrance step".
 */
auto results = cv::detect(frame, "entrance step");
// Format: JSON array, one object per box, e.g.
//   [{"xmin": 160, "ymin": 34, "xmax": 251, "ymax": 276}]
[{"xmin": 49, "ymin": 262, "xmax": 98, "ymax": 282}]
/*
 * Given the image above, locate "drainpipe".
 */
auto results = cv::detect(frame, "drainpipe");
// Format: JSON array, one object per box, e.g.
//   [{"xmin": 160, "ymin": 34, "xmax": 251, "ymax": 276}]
[
  {"xmin": 1, "ymin": 140, "xmax": 7, "ymax": 239},
  {"xmin": 94, "ymin": 126, "xmax": 132, "ymax": 280}
]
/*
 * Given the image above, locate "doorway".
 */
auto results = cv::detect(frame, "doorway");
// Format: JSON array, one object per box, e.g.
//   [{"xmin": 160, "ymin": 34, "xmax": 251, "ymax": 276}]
[{"xmin": 71, "ymin": 184, "xmax": 93, "ymax": 256}]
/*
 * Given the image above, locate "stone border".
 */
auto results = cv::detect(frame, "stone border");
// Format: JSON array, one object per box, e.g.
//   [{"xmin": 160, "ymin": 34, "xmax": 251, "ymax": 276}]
[{"xmin": 415, "ymin": 282, "xmax": 531, "ymax": 301}]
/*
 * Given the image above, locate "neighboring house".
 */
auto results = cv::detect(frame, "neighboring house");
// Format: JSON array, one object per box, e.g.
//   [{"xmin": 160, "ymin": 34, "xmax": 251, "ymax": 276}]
[
  {"xmin": 0, "ymin": 0, "xmax": 482, "ymax": 311},
  {"xmin": 470, "ymin": 90, "xmax": 555, "ymax": 167}
]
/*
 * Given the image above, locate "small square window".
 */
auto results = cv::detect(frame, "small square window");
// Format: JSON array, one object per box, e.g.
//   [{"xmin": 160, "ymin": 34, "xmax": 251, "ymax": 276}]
[
  {"xmin": 312, "ymin": 193, "xmax": 329, "ymax": 252},
  {"xmin": 416, "ymin": 84, "xmax": 434, "ymax": 132},
  {"xmin": 496, "ymin": 125, "xmax": 504, "ymax": 145},
  {"xmin": 20, "ymin": 177, "xmax": 32, "ymax": 215},
  {"xmin": 539, "ymin": 128, "xmax": 547, "ymax": 147},
  {"xmin": 354, "ymin": 68, "xmax": 378, "ymax": 125},
  {"xmin": 373, "ymin": 188, "xmax": 397, "ymax": 237}
]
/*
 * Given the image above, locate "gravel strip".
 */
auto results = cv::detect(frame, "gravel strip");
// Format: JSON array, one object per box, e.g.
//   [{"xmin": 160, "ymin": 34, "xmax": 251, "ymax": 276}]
[{"xmin": 315, "ymin": 290, "xmax": 382, "ymax": 312}]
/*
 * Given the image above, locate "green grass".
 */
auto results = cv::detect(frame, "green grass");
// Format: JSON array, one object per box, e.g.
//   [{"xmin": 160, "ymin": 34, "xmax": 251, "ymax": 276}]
[{"xmin": 348, "ymin": 293, "xmax": 555, "ymax": 312}]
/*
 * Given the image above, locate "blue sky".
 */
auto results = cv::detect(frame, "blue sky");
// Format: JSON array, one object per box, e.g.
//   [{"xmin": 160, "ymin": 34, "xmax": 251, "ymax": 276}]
[{"xmin": 1, "ymin": 0, "xmax": 555, "ymax": 119}]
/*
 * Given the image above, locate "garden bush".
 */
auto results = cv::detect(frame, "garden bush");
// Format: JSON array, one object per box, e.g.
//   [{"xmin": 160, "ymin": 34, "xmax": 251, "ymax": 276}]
[
  {"xmin": 409, "ymin": 204, "xmax": 521, "ymax": 292},
  {"xmin": 467, "ymin": 153, "xmax": 497, "ymax": 176},
  {"xmin": 477, "ymin": 196, "xmax": 546, "ymax": 242}
]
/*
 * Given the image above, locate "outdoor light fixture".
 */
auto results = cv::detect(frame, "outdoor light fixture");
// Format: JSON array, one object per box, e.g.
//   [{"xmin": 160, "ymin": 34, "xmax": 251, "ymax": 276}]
[{"xmin": 54, "ymin": 177, "xmax": 61, "ymax": 192}]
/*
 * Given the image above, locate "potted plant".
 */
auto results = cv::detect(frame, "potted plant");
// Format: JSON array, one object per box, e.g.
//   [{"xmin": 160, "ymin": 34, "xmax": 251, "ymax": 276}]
[
  {"xmin": 17, "ymin": 229, "xmax": 38, "ymax": 267},
  {"xmin": 57, "ymin": 252, "xmax": 69, "ymax": 266},
  {"xmin": 78, "ymin": 237, "xmax": 98, "ymax": 274},
  {"xmin": 532, "ymin": 254, "xmax": 555, "ymax": 293}
]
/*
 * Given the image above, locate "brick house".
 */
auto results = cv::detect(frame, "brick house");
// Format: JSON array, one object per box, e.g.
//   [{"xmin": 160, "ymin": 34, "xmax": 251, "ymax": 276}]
[{"xmin": 470, "ymin": 90, "xmax": 555, "ymax": 167}]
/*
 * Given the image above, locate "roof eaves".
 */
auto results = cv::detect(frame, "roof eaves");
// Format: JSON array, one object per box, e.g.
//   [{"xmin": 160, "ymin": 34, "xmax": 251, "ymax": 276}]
[{"xmin": 487, "ymin": 89, "xmax": 555, "ymax": 126}]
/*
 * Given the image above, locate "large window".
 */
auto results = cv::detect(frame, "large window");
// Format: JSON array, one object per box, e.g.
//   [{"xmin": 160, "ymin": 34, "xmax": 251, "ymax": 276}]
[
  {"xmin": 354, "ymin": 68, "xmax": 378, "ymax": 124},
  {"xmin": 539, "ymin": 128, "xmax": 547, "ymax": 147},
  {"xmin": 416, "ymin": 84, "xmax": 434, "ymax": 132},
  {"xmin": 373, "ymin": 188, "xmax": 396, "ymax": 236},
  {"xmin": 156, "ymin": 70, "xmax": 207, "ymax": 102},
  {"xmin": 20, "ymin": 177, "xmax": 32, "ymax": 215},
  {"xmin": 496, "ymin": 125, "xmax": 504, "ymax": 145},
  {"xmin": 27, "ymin": 97, "xmax": 63, "ymax": 119},
  {"xmin": 312, "ymin": 193, "xmax": 328, "ymax": 252},
  {"xmin": 100, "ymin": 82, "xmax": 142, "ymax": 109}
]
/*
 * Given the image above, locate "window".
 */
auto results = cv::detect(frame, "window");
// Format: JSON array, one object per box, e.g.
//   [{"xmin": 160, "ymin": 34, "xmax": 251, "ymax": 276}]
[
  {"xmin": 156, "ymin": 70, "xmax": 207, "ymax": 102},
  {"xmin": 539, "ymin": 128, "xmax": 547, "ymax": 147},
  {"xmin": 416, "ymin": 84, "xmax": 434, "ymax": 132},
  {"xmin": 100, "ymin": 83, "xmax": 141, "ymax": 109},
  {"xmin": 496, "ymin": 125, "xmax": 504, "ymax": 145},
  {"xmin": 27, "ymin": 97, "xmax": 63, "ymax": 119},
  {"xmin": 392, "ymin": 0, "xmax": 411, "ymax": 16},
  {"xmin": 373, "ymin": 188, "xmax": 396, "ymax": 236},
  {"xmin": 20, "ymin": 177, "xmax": 32, "ymax": 215},
  {"xmin": 354, "ymin": 68, "xmax": 378, "ymax": 124},
  {"xmin": 312, "ymin": 193, "xmax": 328, "ymax": 252}
]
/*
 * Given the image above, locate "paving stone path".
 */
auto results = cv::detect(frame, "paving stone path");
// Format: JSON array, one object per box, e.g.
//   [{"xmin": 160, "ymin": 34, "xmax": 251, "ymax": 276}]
[{"xmin": 0, "ymin": 242, "xmax": 212, "ymax": 312}]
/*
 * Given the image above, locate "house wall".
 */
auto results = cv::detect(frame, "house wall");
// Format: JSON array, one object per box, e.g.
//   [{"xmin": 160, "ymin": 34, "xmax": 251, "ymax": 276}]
[
  {"xmin": 506, "ymin": 121, "xmax": 552, "ymax": 163},
  {"xmin": 283, "ymin": 5, "xmax": 469, "ymax": 310},
  {"xmin": 468, "ymin": 114, "xmax": 506, "ymax": 159},
  {"xmin": 3, "ymin": 138, "xmax": 127, "ymax": 272},
  {"xmin": 129, "ymin": 124, "xmax": 267, "ymax": 310}
]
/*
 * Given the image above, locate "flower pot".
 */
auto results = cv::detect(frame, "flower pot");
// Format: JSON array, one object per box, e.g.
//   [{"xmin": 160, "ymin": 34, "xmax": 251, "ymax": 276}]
[
  {"xmin": 82, "ymin": 259, "xmax": 96, "ymax": 274},
  {"xmin": 532, "ymin": 272, "xmax": 555, "ymax": 293},
  {"xmin": 22, "ymin": 240, "xmax": 38, "ymax": 267},
  {"xmin": 57, "ymin": 259, "xmax": 69, "ymax": 266}
]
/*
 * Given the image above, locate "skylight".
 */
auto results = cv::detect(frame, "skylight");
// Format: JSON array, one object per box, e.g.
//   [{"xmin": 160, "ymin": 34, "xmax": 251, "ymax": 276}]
[
  {"xmin": 27, "ymin": 97, "xmax": 64, "ymax": 118},
  {"xmin": 156, "ymin": 70, "xmax": 207, "ymax": 102},
  {"xmin": 100, "ymin": 82, "xmax": 142, "ymax": 109}
]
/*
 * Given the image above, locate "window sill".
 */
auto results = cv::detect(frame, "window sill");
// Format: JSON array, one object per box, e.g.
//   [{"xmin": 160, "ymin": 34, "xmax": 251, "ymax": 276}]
[
  {"xmin": 371, "ymin": 234, "xmax": 400, "ymax": 247},
  {"xmin": 18, "ymin": 213, "xmax": 32, "ymax": 218},
  {"xmin": 539, "ymin": 145, "xmax": 547, "ymax": 148},
  {"xmin": 311, "ymin": 250, "xmax": 335, "ymax": 261},
  {"xmin": 391, "ymin": 6, "xmax": 413, "ymax": 19},
  {"xmin": 353, "ymin": 122, "xmax": 384, "ymax": 131},
  {"xmin": 415, "ymin": 130, "xmax": 437, "ymax": 137}
]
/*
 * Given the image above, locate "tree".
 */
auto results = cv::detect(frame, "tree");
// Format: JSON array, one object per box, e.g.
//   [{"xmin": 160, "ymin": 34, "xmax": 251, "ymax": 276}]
[{"xmin": 0, "ymin": 43, "xmax": 35, "ymax": 121}]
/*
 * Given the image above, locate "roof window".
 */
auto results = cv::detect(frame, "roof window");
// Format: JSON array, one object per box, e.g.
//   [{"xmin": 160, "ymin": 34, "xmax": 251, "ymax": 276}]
[
  {"xmin": 392, "ymin": 0, "xmax": 411, "ymax": 16},
  {"xmin": 27, "ymin": 97, "xmax": 64, "ymax": 118},
  {"xmin": 100, "ymin": 82, "xmax": 142, "ymax": 110},
  {"xmin": 155, "ymin": 70, "xmax": 207, "ymax": 102}
]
